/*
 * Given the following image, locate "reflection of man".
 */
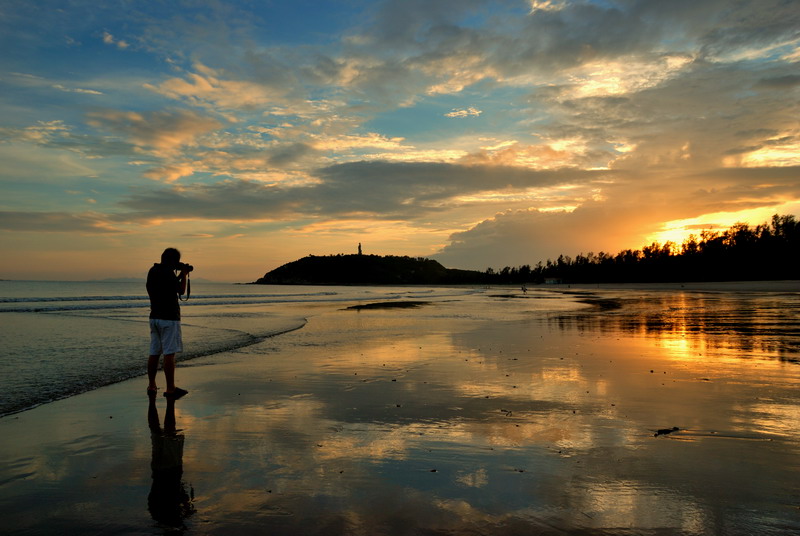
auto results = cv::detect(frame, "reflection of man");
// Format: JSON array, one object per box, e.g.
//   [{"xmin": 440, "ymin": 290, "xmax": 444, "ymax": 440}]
[
  {"xmin": 148, "ymin": 392, "xmax": 195, "ymax": 527},
  {"xmin": 147, "ymin": 247, "xmax": 190, "ymax": 399}
]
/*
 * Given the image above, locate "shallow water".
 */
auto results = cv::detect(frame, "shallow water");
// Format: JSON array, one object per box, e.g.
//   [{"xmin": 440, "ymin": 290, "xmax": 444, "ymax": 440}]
[
  {"xmin": 1, "ymin": 287, "xmax": 799, "ymax": 534},
  {"xmin": 0, "ymin": 281, "xmax": 484, "ymax": 416}
]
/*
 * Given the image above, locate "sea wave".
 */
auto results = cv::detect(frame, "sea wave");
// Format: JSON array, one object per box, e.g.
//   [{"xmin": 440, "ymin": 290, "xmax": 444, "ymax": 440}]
[
  {"xmin": 0, "ymin": 315, "xmax": 307, "ymax": 418},
  {"xmin": 0, "ymin": 288, "xmax": 479, "ymax": 313},
  {"xmin": 0, "ymin": 290, "xmax": 340, "ymax": 304}
]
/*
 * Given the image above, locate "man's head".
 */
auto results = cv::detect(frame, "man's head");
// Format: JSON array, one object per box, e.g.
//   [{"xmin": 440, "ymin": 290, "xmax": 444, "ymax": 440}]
[{"xmin": 161, "ymin": 247, "xmax": 181, "ymax": 268}]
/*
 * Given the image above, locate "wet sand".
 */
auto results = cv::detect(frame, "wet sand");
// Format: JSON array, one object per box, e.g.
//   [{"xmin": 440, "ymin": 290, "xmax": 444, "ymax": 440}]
[{"xmin": 1, "ymin": 285, "xmax": 800, "ymax": 535}]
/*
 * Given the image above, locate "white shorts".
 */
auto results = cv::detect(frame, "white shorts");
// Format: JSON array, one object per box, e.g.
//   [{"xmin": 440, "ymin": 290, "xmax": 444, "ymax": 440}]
[{"xmin": 149, "ymin": 319, "xmax": 183, "ymax": 355}]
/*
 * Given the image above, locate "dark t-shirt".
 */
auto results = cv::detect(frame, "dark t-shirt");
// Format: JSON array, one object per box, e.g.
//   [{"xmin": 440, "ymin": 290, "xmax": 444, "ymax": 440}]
[{"xmin": 147, "ymin": 263, "xmax": 181, "ymax": 320}]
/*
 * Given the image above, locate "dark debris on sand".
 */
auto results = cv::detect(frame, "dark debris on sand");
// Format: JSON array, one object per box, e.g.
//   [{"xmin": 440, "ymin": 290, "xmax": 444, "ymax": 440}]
[
  {"xmin": 654, "ymin": 426, "xmax": 680, "ymax": 437},
  {"xmin": 346, "ymin": 301, "xmax": 430, "ymax": 311},
  {"xmin": 576, "ymin": 297, "xmax": 624, "ymax": 310}
]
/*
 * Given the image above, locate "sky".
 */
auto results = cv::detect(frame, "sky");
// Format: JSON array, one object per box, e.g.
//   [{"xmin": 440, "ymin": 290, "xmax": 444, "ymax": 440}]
[{"xmin": 1, "ymin": 0, "xmax": 798, "ymax": 282}]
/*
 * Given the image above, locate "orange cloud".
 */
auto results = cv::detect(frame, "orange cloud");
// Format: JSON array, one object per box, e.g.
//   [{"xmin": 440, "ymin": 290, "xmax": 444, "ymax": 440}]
[
  {"xmin": 143, "ymin": 162, "xmax": 196, "ymax": 183},
  {"xmin": 459, "ymin": 141, "xmax": 583, "ymax": 169},
  {"xmin": 87, "ymin": 109, "xmax": 222, "ymax": 156},
  {"xmin": 145, "ymin": 63, "xmax": 288, "ymax": 111}
]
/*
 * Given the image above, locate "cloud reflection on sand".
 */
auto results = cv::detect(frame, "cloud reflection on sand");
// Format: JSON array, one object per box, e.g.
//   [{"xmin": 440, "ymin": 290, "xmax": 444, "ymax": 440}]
[
  {"xmin": 2, "ymin": 288, "xmax": 799, "ymax": 534},
  {"xmin": 166, "ymin": 296, "xmax": 798, "ymax": 534}
]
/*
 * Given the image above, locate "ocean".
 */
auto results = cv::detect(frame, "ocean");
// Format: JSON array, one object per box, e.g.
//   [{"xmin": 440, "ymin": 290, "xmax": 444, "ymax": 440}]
[
  {"xmin": 4, "ymin": 279, "xmax": 798, "ymax": 419},
  {"xmin": 0, "ymin": 280, "xmax": 490, "ymax": 417}
]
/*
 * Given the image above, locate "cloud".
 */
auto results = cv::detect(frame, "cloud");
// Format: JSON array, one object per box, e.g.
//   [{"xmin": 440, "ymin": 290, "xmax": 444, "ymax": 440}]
[
  {"xmin": 336, "ymin": 0, "xmax": 799, "ymax": 107},
  {"xmin": 86, "ymin": 109, "xmax": 223, "ymax": 157},
  {"xmin": 0, "ymin": 139, "xmax": 103, "ymax": 183},
  {"xmin": 434, "ymin": 164, "xmax": 800, "ymax": 269},
  {"xmin": 529, "ymin": 0, "xmax": 567, "ymax": 13},
  {"xmin": 4, "ymin": 73, "xmax": 104, "ymax": 100},
  {"xmin": 445, "ymin": 107, "xmax": 482, "ymax": 118},
  {"xmin": 357, "ymin": 0, "xmax": 488, "ymax": 49},
  {"xmin": 142, "ymin": 162, "xmax": 196, "ymax": 183},
  {"xmin": 0, "ymin": 211, "xmax": 122, "ymax": 233},
  {"xmin": 102, "ymin": 31, "xmax": 129, "ymax": 49},
  {"xmin": 311, "ymin": 132, "xmax": 409, "ymax": 151},
  {"xmin": 459, "ymin": 141, "xmax": 607, "ymax": 169},
  {"xmin": 145, "ymin": 63, "xmax": 293, "ymax": 111},
  {"xmin": 117, "ymin": 160, "xmax": 606, "ymax": 224},
  {"xmin": 756, "ymin": 74, "xmax": 800, "ymax": 89},
  {"xmin": 516, "ymin": 54, "xmax": 800, "ymax": 175},
  {"xmin": 111, "ymin": 142, "xmax": 799, "ymax": 257},
  {"xmin": 2, "ymin": 0, "xmax": 799, "ymax": 278},
  {"xmin": 311, "ymin": 161, "xmax": 605, "ymax": 216},
  {"xmin": 117, "ymin": 180, "xmax": 292, "ymax": 223},
  {"xmin": 558, "ymin": 54, "xmax": 693, "ymax": 99},
  {"xmin": 18, "ymin": 120, "xmax": 71, "ymax": 142},
  {"xmin": 434, "ymin": 202, "xmax": 681, "ymax": 270},
  {"xmin": 51, "ymin": 84, "xmax": 103, "ymax": 95},
  {"xmin": 5, "ymin": 124, "xmax": 152, "ymax": 161}
]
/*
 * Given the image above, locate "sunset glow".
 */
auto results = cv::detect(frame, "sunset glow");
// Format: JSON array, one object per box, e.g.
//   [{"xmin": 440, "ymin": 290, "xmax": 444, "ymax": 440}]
[
  {"xmin": 646, "ymin": 202, "xmax": 800, "ymax": 248},
  {"xmin": 0, "ymin": 1, "xmax": 797, "ymax": 281}
]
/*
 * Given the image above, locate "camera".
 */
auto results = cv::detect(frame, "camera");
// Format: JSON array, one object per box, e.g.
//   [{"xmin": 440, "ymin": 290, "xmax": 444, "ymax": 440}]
[{"xmin": 177, "ymin": 262, "xmax": 194, "ymax": 272}]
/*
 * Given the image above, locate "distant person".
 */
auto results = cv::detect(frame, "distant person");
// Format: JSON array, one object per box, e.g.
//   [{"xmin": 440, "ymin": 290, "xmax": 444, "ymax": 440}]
[{"xmin": 147, "ymin": 247, "xmax": 191, "ymax": 399}]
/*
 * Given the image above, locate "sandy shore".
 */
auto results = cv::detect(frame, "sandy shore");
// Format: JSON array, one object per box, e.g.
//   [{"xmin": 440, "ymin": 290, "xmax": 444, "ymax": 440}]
[{"xmin": 1, "ymin": 288, "xmax": 800, "ymax": 535}]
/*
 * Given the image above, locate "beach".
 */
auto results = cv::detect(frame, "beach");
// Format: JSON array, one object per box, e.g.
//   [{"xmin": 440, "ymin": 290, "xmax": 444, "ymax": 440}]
[{"xmin": 1, "ymin": 282, "xmax": 800, "ymax": 534}]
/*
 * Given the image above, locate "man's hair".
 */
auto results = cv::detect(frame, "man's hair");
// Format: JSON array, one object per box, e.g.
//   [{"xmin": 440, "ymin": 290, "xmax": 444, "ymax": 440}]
[{"xmin": 161, "ymin": 247, "xmax": 181, "ymax": 265}]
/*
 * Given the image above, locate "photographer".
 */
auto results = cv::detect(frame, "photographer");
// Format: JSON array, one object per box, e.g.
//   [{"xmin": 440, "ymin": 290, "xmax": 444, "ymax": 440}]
[{"xmin": 146, "ymin": 247, "xmax": 192, "ymax": 399}]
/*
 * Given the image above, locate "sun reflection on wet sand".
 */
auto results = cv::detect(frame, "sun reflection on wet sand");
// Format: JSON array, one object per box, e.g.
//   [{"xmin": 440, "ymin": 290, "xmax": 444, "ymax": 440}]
[{"xmin": 552, "ymin": 290, "xmax": 800, "ymax": 361}]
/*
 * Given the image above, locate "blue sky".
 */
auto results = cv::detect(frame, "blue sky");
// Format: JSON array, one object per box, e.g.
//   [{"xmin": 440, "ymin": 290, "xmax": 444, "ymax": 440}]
[{"xmin": 1, "ymin": 0, "xmax": 798, "ymax": 281}]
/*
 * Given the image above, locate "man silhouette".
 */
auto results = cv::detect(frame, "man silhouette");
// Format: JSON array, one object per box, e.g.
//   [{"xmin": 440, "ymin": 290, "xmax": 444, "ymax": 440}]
[{"xmin": 146, "ymin": 247, "xmax": 190, "ymax": 399}]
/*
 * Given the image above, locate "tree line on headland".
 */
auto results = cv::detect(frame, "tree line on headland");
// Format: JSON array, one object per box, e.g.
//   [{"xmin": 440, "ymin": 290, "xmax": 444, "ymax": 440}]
[
  {"xmin": 487, "ymin": 214, "xmax": 800, "ymax": 284},
  {"xmin": 255, "ymin": 253, "xmax": 485, "ymax": 285},
  {"xmin": 255, "ymin": 214, "xmax": 799, "ymax": 285}
]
